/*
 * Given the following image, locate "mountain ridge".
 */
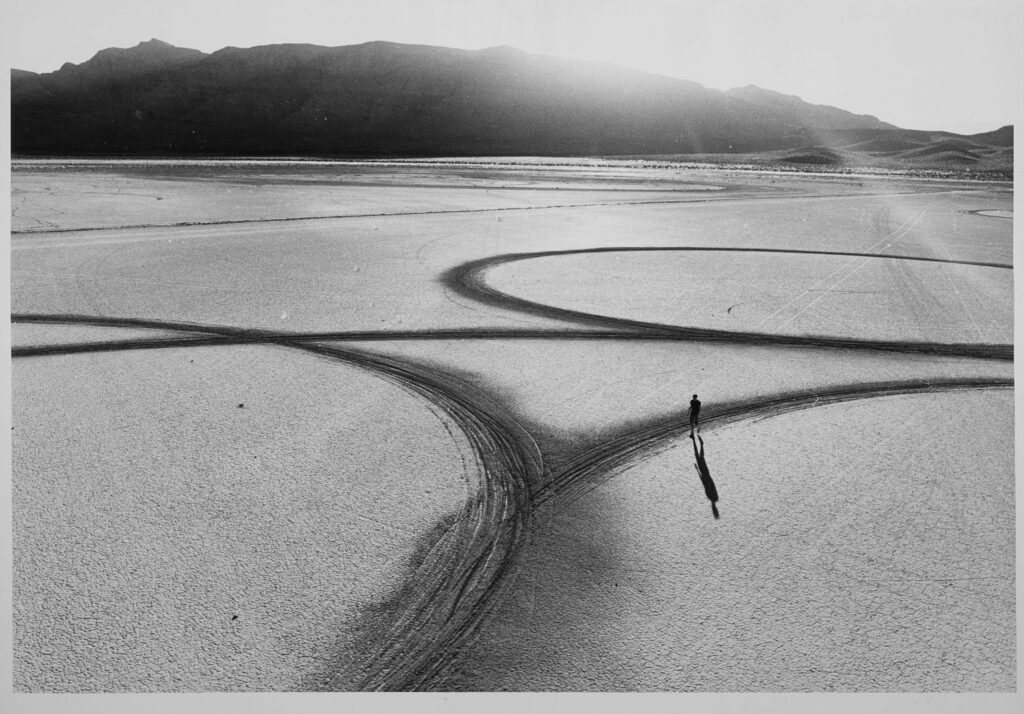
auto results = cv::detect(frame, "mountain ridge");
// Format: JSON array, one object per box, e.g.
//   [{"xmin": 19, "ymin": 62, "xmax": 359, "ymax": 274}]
[{"xmin": 10, "ymin": 39, "xmax": 1012, "ymax": 165}]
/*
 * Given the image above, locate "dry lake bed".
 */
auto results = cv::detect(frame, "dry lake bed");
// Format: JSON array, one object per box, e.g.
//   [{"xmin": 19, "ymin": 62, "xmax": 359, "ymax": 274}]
[{"xmin": 9, "ymin": 159, "xmax": 1015, "ymax": 692}]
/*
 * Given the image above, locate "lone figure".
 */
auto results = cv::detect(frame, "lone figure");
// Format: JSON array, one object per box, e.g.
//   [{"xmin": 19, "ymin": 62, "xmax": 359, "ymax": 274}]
[
  {"xmin": 688, "ymin": 394, "xmax": 702, "ymax": 434},
  {"xmin": 690, "ymin": 433, "xmax": 720, "ymax": 519}
]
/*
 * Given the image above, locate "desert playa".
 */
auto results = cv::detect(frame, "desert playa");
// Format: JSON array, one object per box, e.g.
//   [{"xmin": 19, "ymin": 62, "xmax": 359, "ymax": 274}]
[{"xmin": 10, "ymin": 159, "xmax": 1014, "ymax": 691}]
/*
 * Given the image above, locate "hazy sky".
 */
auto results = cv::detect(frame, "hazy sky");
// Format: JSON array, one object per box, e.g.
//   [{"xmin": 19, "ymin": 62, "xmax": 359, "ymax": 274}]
[{"xmin": 4, "ymin": 0, "xmax": 1022, "ymax": 133}]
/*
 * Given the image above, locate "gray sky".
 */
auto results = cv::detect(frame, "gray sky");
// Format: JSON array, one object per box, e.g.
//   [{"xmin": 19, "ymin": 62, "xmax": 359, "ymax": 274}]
[{"xmin": 4, "ymin": 0, "xmax": 1022, "ymax": 133}]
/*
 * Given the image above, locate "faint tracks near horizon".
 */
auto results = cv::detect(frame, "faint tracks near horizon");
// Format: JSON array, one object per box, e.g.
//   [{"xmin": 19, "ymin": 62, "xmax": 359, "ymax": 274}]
[
  {"xmin": 758, "ymin": 207, "xmax": 927, "ymax": 331},
  {"xmin": 10, "ymin": 184, "xmax": 974, "ymax": 240}
]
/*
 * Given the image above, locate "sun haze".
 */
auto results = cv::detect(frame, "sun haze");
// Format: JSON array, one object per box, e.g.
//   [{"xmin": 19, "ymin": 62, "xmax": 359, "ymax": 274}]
[{"xmin": 3, "ymin": 0, "xmax": 1022, "ymax": 132}]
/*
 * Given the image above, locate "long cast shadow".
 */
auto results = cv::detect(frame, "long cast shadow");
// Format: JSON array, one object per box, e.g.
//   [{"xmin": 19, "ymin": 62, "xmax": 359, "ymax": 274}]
[
  {"xmin": 441, "ymin": 379, "xmax": 1015, "ymax": 690},
  {"xmin": 530, "ymin": 377, "xmax": 1014, "ymax": 509},
  {"xmin": 9, "ymin": 312, "xmax": 1016, "ymax": 690},
  {"xmin": 690, "ymin": 434, "xmax": 720, "ymax": 519}
]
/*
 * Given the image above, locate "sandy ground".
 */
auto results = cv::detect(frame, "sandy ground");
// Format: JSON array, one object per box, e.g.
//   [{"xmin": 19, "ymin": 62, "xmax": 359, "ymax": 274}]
[
  {"xmin": 484, "ymin": 250, "xmax": 1011, "ymax": 344},
  {"xmin": 11, "ymin": 167, "xmax": 1010, "ymax": 334},
  {"xmin": 444, "ymin": 391, "xmax": 1015, "ymax": 691},
  {"xmin": 10, "ymin": 161, "xmax": 722, "ymax": 234},
  {"xmin": 366, "ymin": 337, "xmax": 1011, "ymax": 464},
  {"xmin": 9, "ymin": 160, "xmax": 1014, "ymax": 692},
  {"xmin": 13, "ymin": 345, "xmax": 471, "ymax": 691},
  {"xmin": 12, "ymin": 323, "xmax": 183, "ymax": 347}
]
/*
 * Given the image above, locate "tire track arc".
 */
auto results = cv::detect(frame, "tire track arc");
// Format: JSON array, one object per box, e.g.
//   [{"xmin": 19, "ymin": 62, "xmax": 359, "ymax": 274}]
[
  {"xmin": 295, "ymin": 341, "xmax": 543, "ymax": 691},
  {"xmin": 9, "ymin": 312, "xmax": 1014, "ymax": 687},
  {"xmin": 535, "ymin": 377, "xmax": 1014, "ymax": 509},
  {"xmin": 11, "ymin": 314, "xmax": 543, "ymax": 692},
  {"xmin": 445, "ymin": 247, "xmax": 1013, "ymax": 360}
]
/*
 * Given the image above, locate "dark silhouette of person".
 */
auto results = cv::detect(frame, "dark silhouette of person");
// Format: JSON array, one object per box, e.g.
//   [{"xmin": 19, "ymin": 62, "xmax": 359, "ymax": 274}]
[
  {"xmin": 688, "ymin": 394, "xmax": 702, "ymax": 434},
  {"xmin": 690, "ymin": 433, "xmax": 720, "ymax": 519}
]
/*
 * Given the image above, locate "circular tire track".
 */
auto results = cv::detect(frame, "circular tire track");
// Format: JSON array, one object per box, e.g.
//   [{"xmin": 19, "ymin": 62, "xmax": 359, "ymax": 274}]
[
  {"xmin": 445, "ymin": 246, "xmax": 1012, "ymax": 360},
  {"xmin": 11, "ymin": 236, "xmax": 1015, "ymax": 689}
]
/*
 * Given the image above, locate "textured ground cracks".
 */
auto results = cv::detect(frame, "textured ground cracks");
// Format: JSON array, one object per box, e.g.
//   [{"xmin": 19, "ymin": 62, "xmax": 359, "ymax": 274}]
[{"xmin": 11, "ymin": 167, "xmax": 1014, "ymax": 691}]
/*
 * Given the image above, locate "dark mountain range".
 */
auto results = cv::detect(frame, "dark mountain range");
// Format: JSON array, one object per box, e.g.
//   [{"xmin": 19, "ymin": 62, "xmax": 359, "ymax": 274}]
[
  {"xmin": 724, "ymin": 85, "xmax": 891, "ymax": 132},
  {"xmin": 10, "ymin": 39, "xmax": 1012, "ymax": 165}
]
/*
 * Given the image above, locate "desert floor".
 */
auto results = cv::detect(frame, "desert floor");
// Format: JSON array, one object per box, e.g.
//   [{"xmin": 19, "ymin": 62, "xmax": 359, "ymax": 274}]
[{"xmin": 10, "ymin": 159, "xmax": 1014, "ymax": 691}]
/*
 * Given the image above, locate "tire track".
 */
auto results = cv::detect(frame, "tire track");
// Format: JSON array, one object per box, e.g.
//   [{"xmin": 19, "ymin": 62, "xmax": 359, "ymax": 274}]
[
  {"xmin": 532, "ymin": 377, "xmax": 1014, "ymax": 509},
  {"xmin": 445, "ymin": 247, "xmax": 1012, "ymax": 360},
  {"xmin": 12, "ymin": 314, "xmax": 543, "ymax": 692},
  {"xmin": 11, "ymin": 314, "xmax": 857, "ymax": 359},
  {"xmin": 966, "ymin": 209, "xmax": 1013, "ymax": 219},
  {"xmin": 9, "ymin": 194, "xmax": 738, "ymax": 237},
  {"xmin": 12, "ymin": 172, "xmax": 1014, "ymax": 690},
  {"xmin": 9, "ymin": 185, "xmax": 971, "ymax": 238},
  {"xmin": 7, "ymin": 328, "xmax": 744, "ymax": 358},
  {"xmin": 765, "ymin": 208, "xmax": 926, "ymax": 330},
  {"xmin": 10, "ymin": 313, "xmax": 1015, "ymax": 689},
  {"xmin": 11, "ymin": 237, "xmax": 1014, "ymax": 688},
  {"xmin": 291, "ymin": 341, "xmax": 543, "ymax": 691}
]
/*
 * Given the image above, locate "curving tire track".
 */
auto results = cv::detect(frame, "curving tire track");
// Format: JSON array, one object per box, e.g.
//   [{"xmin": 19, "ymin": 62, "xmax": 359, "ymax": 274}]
[
  {"xmin": 7, "ymin": 328, "xmax": 730, "ymax": 358},
  {"xmin": 533, "ymin": 377, "xmax": 1014, "ymax": 509},
  {"xmin": 293, "ymin": 342, "xmax": 543, "ymax": 691},
  {"xmin": 12, "ymin": 169, "xmax": 1015, "ymax": 691},
  {"xmin": 11, "ymin": 241, "xmax": 1015, "ymax": 689},
  {"xmin": 444, "ymin": 247, "xmax": 1013, "ymax": 360},
  {"xmin": 11, "ymin": 315, "xmax": 543, "ymax": 692}
]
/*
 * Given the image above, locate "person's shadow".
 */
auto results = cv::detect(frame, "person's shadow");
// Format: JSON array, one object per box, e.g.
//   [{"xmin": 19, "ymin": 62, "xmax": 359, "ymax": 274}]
[{"xmin": 690, "ymin": 433, "xmax": 720, "ymax": 519}]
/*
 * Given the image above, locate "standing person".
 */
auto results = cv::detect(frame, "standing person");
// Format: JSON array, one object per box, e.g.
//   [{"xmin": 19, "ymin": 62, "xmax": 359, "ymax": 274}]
[{"xmin": 688, "ymin": 394, "xmax": 702, "ymax": 435}]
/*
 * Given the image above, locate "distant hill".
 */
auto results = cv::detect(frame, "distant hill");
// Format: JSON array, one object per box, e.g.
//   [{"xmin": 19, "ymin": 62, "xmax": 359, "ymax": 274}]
[
  {"xmin": 10, "ymin": 39, "xmax": 1012, "ymax": 164},
  {"xmin": 725, "ymin": 85, "xmax": 892, "ymax": 132},
  {"xmin": 967, "ymin": 125, "xmax": 1013, "ymax": 147}
]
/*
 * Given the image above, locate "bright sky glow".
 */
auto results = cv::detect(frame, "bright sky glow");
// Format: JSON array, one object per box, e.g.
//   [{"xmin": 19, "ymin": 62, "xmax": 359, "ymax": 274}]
[{"xmin": 4, "ymin": 0, "xmax": 1022, "ymax": 133}]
